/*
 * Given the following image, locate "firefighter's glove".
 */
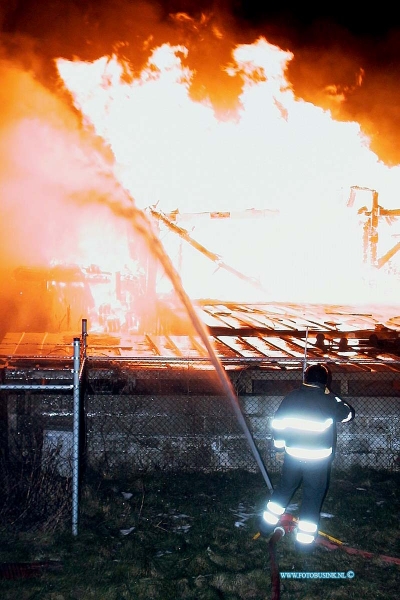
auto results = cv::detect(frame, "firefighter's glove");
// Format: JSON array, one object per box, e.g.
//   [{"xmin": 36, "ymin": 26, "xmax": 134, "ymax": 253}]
[{"xmin": 275, "ymin": 452, "xmax": 285, "ymax": 465}]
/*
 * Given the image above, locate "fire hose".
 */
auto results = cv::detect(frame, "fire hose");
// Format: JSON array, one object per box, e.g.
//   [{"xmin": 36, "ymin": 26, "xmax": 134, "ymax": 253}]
[
  {"xmin": 268, "ymin": 527, "xmax": 285, "ymax": 600},
  {"xmin": 254, "ymin": 512, "xmax": 400, "ymax": 600}
]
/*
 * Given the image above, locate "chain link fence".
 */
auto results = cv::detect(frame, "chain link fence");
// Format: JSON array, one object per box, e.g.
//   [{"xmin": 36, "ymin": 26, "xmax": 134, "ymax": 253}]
[
  {"xmin": 0, "ymin": 339, "xmax": 81, "ymax": 535},
  {"xmin": 0, "ymin": 389, "xmax": 74, "ymax": 532},
  {"xmin": 1, "ymin": 357, "xmax": 399, "ymax": 533},
  {"xmin": 83, "ymin": 360, "xmax": 400, "ymax": 477}
]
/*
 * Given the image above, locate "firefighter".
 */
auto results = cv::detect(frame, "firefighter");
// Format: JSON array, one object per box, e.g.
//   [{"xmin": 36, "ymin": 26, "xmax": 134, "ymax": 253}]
[{"xmin": 259, "ymin": 364, "xmax": 355, "ymax": 552}]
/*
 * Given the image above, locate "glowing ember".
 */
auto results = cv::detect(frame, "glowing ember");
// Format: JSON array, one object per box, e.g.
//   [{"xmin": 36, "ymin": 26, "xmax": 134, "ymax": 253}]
[{"xmin": 55, "ymin": 38, "xmax": 400, "ymax": 304}]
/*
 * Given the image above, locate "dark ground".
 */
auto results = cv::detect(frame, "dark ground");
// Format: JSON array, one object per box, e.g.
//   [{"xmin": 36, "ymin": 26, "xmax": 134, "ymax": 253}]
[{"xmin": 0, "ymin": 466, "xmax": 399, "ymax": 599}]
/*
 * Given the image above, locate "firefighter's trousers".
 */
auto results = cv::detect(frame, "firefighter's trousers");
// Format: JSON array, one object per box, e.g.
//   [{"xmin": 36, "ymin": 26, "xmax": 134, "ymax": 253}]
[{"xmin": 270, "ymin": 453, "xmax": 332, "ymax": 526}]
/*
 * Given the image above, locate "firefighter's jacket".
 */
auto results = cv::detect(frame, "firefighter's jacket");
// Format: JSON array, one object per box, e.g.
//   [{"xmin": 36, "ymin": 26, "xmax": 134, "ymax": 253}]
[{"xmin": 272, "ymin": 383, "xmax": 355, "ymax": 460}]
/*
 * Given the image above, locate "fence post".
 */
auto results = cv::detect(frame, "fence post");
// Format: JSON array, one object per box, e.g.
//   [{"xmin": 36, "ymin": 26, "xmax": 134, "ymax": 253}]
[
  {"xmin": 72, "ymin": 338, "xmax": 80, "ymax": 536},
  {"xmin": 81, "ymin": 319, "xmax": 88, "ymax": 359}
]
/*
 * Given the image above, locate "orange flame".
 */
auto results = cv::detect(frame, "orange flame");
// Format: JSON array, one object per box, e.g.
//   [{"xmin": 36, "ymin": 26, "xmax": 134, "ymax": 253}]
[{"xmin": 55, "ymin": 37, "xmax": 400, "ymax": 305}]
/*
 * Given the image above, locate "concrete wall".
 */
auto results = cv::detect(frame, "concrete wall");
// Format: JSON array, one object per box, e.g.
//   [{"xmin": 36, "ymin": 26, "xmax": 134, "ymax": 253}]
[
  {"xmin": 84, "ymin": 392, "xmax": 400, "ymax": 474},
  {"xmin": 2, "ymin": 365, "xmax": 400, "ymax": 475}
]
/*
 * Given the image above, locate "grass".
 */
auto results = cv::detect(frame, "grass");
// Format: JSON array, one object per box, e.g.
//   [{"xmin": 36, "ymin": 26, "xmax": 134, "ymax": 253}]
[{"xmin": 0, "ymin": 466, "xmax": 399, "ymax": 599}]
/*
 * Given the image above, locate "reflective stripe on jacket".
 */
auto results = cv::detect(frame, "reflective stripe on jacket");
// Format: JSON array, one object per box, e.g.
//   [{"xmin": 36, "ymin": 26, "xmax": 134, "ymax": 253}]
[{"xmin": 272, "ymin": 382, "xmax": 354, "ymax": 460}]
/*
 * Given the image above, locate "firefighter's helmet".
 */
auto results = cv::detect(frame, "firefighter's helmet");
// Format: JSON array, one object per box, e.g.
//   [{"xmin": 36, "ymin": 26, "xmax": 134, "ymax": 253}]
[{"xmin": 304, "ymin": 364, "xmax": 329, "ymax": 386}]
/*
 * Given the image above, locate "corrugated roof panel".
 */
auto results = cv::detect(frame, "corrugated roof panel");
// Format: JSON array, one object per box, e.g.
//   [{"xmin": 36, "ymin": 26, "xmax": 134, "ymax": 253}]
[
  {"xmin": 0, "ymin": 332, "xmax": 75, "ymax": 358},
  {"xmin": 225, "ymin": 309, "xmax": 277, "ymax": 330},
  {"xmin": 169, "ymin": 335, "xmax": 209, "ymax": 358},
  {"xmin": 1, "ymin": 302, "xmax": 400, "ymax": 371},
  {"xmin": 261, "ymin": 336, "xmax": 306, "ymax": 358},
  {"xmin": 241, "ymin": 336, "xmax": 299, "ymax": 358},
  {"xmin": 144, "ymin": 335, "xmax": 180, "ymax": 357},
  {"xmin": 214, "ymin": 336, "xmax": 262, "ymax": 358},
  {"xmin": 210, "ymin": 337, "xmax": 241, "ymax": 358},
  {"xmin": 280, "ymin": 336, "xmax": 323, "ymax": 358},
  {"xmin": 195, "ymin": 308, "xmax": 227, "ymax": 328}
]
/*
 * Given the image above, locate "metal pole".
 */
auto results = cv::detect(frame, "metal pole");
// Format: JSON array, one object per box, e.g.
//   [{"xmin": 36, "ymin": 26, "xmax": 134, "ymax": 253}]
[
  {"xmin": 72, "ymin": 338, "xmax": 80, "ymax": 536},
  {"xmin": 302, "ymin": 327, "xmax": 309, "ymax": 382},
  {"xmin": 81, "ymin": 319, "xmax": 87, "ymax": 359}
]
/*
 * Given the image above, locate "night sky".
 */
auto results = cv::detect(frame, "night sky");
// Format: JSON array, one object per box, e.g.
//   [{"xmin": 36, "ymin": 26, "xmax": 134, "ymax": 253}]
[{"xmin": 1, "ymin": 1, "xmax": 400, "ymax": 164}]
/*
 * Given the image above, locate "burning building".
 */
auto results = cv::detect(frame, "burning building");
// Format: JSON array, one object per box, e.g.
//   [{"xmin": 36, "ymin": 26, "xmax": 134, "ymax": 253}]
[
  {"xmin": 1, "ymin": 3, "xmax": 400, "ymax": 476},
  {"xmin": 2, "ymin": 5, "xmax": 400, "ymax": 320}
]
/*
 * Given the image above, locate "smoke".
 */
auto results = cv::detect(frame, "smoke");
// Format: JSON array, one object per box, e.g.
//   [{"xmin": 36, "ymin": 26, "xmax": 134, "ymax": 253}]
[
  {"xmin": 0, "ymin": 54, "xmax": 132, "ymax": 272},
  {"xmin": 2, "ymin": 4, "xmax": 400, "ymax": 169},
  {"xmin": 2, "ymin": 2, "xmax": 400, "ymax": 162}
]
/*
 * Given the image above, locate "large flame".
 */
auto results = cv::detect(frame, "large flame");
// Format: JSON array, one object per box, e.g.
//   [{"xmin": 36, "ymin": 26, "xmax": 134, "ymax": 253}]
[{"xmin": 55, "ymin": 38, "xmax": 400, "ymax": 305}]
